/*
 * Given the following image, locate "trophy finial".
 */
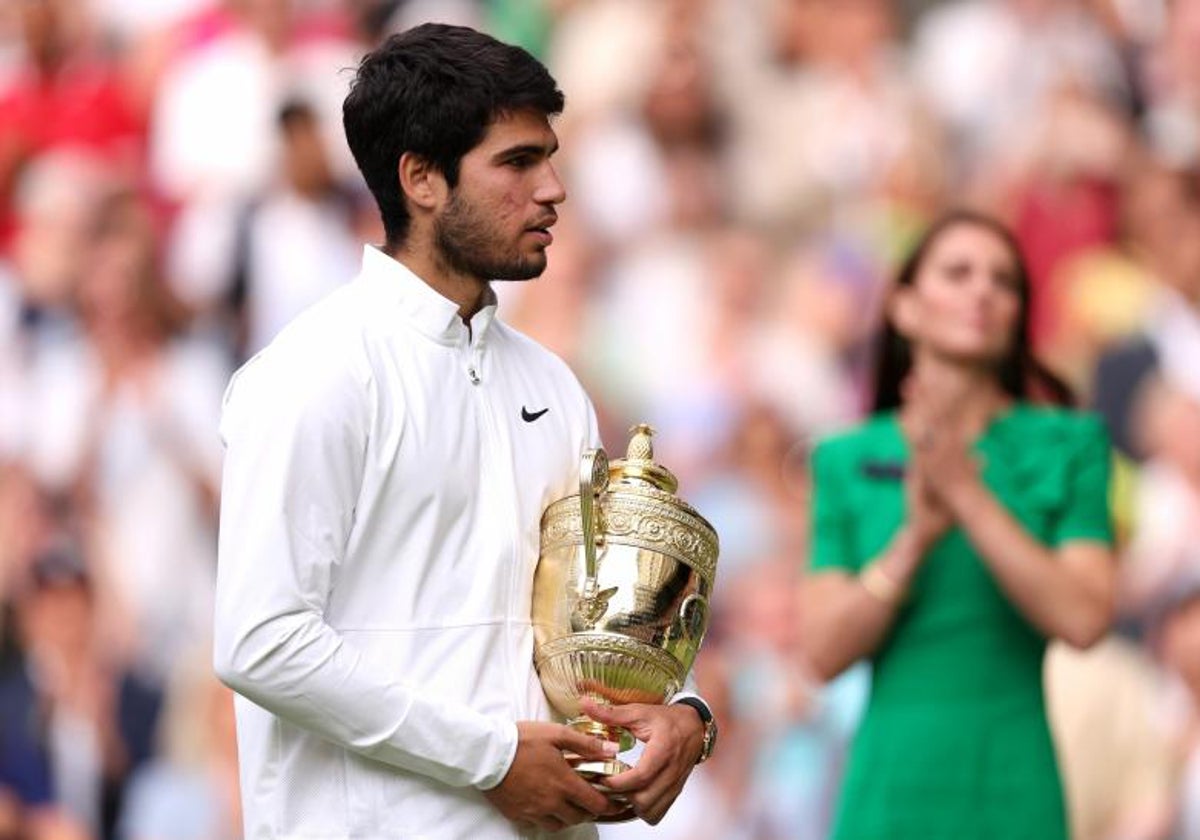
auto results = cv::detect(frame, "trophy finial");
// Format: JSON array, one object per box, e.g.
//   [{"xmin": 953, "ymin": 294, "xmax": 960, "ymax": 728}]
[{"xmin": 626, "ymin": 424, "xmax": 655, "ymax": 462}]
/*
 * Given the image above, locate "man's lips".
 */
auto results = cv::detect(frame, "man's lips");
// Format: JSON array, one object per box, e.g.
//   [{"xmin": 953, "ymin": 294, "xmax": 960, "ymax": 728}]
[{"xmin": 526, "ymin": 216, "xmax": 557, "ymax": 244}]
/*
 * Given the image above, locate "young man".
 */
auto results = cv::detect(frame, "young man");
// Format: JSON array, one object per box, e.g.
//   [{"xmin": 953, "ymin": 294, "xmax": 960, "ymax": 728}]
[{"xmin": 214, "ymin": 24, "xmax": 710, "ymax": 839}]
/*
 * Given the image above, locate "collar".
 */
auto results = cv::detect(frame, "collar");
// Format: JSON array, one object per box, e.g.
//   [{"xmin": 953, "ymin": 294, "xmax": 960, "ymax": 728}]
[{"xmin": 357, "ymin": 245, "xmax": 499, "ymax": 346}]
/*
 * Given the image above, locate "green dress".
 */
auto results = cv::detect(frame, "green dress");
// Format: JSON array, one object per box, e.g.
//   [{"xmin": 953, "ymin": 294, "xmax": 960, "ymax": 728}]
[{"xmin": 809, "ymin": 404, "xmax": 1113, "ymax": 840}]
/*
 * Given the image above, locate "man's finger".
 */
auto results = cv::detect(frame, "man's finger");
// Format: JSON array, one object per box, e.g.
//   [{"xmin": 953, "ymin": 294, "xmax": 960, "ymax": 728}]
[
  {"xmin": 554, "ymin": 725, "xmax": 620, "ymax": 760},
  {"xmin": 626, "ymin": 784, "xmax": 673, "ymax": 823},
  {"xmin": 552, "ymin": 799, "xmax": 594, "ymax": 827},
  {"xmin": 579, "ymin": 697, "xmax": 639, "ymax": 727},
  {"xmin": 566, "ymin": 783, "xmax": 613, "ymax": 818},
  {"xmin": 597, "ymin": 761, "xmax": 654, "ymax": 794}
]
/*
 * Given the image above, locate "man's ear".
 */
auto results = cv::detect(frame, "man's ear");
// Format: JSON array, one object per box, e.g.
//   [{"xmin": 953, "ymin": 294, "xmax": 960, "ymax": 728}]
[{"xmin": 398, "ymin": 152, "xmax": 447, "ymax": 212}]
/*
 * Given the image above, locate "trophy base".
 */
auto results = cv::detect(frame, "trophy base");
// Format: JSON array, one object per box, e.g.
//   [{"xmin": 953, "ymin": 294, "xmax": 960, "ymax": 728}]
[
  {"xmin": 570, "ymin": 758, "xmax": 636, "ymax": 824},
  {"xmin": 564, "ymin": 717, "xmax": 638, "ymax": 823}
]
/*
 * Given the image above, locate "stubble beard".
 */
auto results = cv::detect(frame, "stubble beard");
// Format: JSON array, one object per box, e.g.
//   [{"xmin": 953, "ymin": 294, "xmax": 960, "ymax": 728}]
[{"xmin": 434, "ymin": 190, "xmax": 547, "ymax": 282}]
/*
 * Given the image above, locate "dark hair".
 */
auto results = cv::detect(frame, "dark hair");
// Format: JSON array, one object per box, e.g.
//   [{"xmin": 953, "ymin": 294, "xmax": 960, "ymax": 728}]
[
  {"xmin": 342, "ymin": 23, "xmax": 565, "ymax": 250},
  {"xmin": 870, "ymin": 208, "xmax": 1072, "ymax": 413},
  {"xmin": 278, "ymin": 98, "xmax": 318, "ymax": 132},
  {"xmin": 27, "ymin": 542, "xmax": 91, "ymax": 596}
]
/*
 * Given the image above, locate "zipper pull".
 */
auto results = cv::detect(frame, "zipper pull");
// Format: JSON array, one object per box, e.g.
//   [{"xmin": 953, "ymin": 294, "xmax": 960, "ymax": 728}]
[{"xmin": 468, "ymin": 365, "xmax": 480, "ymax": 385}]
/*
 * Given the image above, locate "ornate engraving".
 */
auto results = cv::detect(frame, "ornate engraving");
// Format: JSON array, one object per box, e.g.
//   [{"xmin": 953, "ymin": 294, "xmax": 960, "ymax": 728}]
[
  {"xmin": 572, "ymin": 585, "xmax": 619, "ymax": 631},
  {"xmin": 535, "ymin": 632, "xmax": 687, "ymax": 687},
  {"xmin": 541, "ymin": 490, "xmax": 718, "ymax": 582}
]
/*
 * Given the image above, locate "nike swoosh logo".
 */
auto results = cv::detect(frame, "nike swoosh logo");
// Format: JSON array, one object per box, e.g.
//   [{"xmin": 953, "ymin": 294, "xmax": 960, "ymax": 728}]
[{"xmin": 521, "ymin": 406, "xmax": 550, "ymax": 423}]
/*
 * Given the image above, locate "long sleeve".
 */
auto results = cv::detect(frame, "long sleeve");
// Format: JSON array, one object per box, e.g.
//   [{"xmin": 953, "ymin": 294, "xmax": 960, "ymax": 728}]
[{"xmin": 213, "ymin": 348, "xmax": 517, "ymax": 791}]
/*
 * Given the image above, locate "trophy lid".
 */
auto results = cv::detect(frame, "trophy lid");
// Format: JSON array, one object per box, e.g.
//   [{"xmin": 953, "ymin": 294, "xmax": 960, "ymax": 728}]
[{"xmin": 609, "ymin": 424, "xmax": 678, "ymax": 494}]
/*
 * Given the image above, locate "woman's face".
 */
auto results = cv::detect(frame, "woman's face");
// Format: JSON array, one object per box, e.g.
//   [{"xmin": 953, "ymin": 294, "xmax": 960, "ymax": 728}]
[{"xmin": 894, "ymin": 222, "xmax": 1024, "ymax": 367}]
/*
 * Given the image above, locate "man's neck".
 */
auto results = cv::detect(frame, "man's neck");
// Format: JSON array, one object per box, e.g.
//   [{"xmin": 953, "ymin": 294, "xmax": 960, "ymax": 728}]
[{"xmin": 385, "ymin": 244, "xmax": 490, "ymax": 322}]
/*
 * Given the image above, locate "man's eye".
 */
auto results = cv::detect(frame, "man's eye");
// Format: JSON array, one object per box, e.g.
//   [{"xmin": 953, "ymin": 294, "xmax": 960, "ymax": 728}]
[{"xmin": 506, "ymin": 156, "xmax": 533, "ymax": 169}]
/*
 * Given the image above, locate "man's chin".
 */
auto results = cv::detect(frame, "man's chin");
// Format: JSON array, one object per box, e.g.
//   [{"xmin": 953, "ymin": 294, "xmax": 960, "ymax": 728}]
[{"xmin": 494, "ymin": 257, "xmax": 547, "ymax": 281}]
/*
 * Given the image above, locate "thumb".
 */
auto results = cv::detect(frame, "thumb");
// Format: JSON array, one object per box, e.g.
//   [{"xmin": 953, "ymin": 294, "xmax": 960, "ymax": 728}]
[{"xmin": 554, "ymin": 724, "xmax": 620, "ymax": 760}]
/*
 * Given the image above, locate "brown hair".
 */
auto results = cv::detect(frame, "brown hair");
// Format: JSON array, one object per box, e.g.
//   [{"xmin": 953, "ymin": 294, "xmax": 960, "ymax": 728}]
[{"xmin": 870, "ymin": 208, "xmax": 1072, "ymax": 413}]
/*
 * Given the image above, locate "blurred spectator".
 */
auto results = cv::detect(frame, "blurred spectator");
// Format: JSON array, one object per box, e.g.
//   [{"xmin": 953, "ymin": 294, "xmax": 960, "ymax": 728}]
[
  {"xmin": 5, "ymin": 152, "xmax": 117, "ymax": 360},
  {"xmin": 0, "ymin": 547, "xmax": 162, "ymax": 840},
  {"xmin": 912, "ymin": 0, "xmax": 1131, "ymax": 182},
  {"xmin": 88, "ymin": 0, "xmax": 212, "ymax": 49},
  {"xmin": 1118, "ymin": 381, "xmax": 1200, "ymax": 628},
  {"xmin": 0, "ymin": 464, "xmax": 60, "ymax": 666},
  {"xmin": 156, "ymin": 0, "xmax": 364, "ymax": 327},
  {"xmin": 580, "ymin": 227, "xmax": 768, "ymax": 478},
  {"xmin": 690, "ymin": 403, "xmax": 811, "ymax": 575},
  {"xmin": 546, "ymin": 0, "xmax": 671, "ymax": 133},
  {"xmin": 1143, "ymin": 0, "xmax": 1200, "ymax": 167},
  {"xmin": 1093, "ymin": 184, "xmax": 1200, "ymax": 459},
  {"xmin": 22, "ymin": 190, "xmax": 226, "ymax": 683},
  {"xmin": 716, "ymin": 555, "xmax": 866, "ymax": 840},
  {"xmin": 1151, "ymin": 574, "xmax": 1200, "ymax": 839},
  {"xmin": 1052, "ymin": 158, "xmax": 1191, "ymax": 393},
  {"xmin": 0, "ymin": 0, "xmax": 143, "ymax": 253},
  {"xmin": 231, "ymin": 98, "xmax": 364, "ymax": 359},
  {"xmin": 1010, "ymin": 84, "xmax": 1130, "ymax": 352},
  {"xmin": 749, "ymin": 242, "xmax": 872, "ymax": 438},
  {"xmin": 567, "ymin": 3, "xmax": 725, "ymax": 250},
  {"xmin": 150, "ymin": 0, "xmax": 360, "ymax": 204},
  {"xmin": 116, "ymin": 654, "xmax": 240, "ymax": 840},
  {"xmin": 711, "ymin": 0, "xmax": 943, "ymax": 236},
  {"xmin": 1046, "ymin": 637, "xmax": 1176, "ymax": 840}
]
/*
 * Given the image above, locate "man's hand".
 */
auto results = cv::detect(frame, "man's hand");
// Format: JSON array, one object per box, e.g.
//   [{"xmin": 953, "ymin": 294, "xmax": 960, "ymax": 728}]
[
  {"xmin": 579, "ymin": 698, "xmax": 705, "ymax": 825},
  {"xmin": 482, "ymin": 721, "xmax": 624, "ymax": 832}
]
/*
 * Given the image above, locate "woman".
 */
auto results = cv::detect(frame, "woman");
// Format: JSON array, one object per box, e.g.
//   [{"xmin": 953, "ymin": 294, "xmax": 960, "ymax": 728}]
[{"xmin": 801, "ymin": 210, "xmax": 1116, "ymax": 839}]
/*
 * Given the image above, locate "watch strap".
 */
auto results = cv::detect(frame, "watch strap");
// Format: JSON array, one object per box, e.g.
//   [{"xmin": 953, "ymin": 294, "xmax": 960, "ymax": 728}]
[{"xmin": 671, "ymin": 696, "xmax": 717, "ymax": 764}]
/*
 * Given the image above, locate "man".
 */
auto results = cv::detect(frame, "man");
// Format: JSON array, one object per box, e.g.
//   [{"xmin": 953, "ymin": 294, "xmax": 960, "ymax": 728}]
[{"xmin": 214, "ymin": 23, "xmax": 711, "ymax": 839}]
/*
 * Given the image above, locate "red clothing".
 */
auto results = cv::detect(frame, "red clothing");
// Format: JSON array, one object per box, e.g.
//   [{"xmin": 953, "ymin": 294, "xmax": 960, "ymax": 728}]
[
  {"xmin": 0, "ymin": 59, "xmax": 145, "ymax": 248},
  {"xmin": 1015, "ymin": 177, "xmax": 1119, "ymax": 349}
]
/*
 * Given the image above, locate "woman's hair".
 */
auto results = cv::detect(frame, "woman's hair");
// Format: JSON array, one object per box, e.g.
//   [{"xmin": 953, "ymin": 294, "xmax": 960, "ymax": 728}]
[{"xmin": 870, "ymin": 208, "xmax": 1073, "ymax": 413}]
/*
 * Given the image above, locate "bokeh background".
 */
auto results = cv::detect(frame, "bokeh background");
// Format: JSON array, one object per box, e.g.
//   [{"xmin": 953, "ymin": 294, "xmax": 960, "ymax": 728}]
[{"xmin": 2, "ymin": 0, "xmax": 1200, "ymax": 838}]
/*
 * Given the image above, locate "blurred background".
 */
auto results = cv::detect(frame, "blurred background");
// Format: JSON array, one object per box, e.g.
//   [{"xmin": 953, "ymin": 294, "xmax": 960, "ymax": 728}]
[{"xmin": 1, "ymin": 0, "xmax": 1199, "ymax": 838}]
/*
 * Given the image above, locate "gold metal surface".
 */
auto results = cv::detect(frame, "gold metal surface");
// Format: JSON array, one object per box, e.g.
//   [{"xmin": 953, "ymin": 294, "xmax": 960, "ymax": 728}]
[{"xmin": 533, "ymin": 425, "xmax": 720, "ymax": 821}]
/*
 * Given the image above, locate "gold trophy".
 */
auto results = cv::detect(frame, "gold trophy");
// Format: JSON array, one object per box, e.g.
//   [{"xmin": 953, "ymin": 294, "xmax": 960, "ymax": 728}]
[{"xmin": 533, "ymin": 425, "xmax": 719, "ymax": 815}]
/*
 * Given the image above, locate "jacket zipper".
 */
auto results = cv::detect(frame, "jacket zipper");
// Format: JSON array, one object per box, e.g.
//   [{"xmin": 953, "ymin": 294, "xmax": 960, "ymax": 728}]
[{"xmin": 466, "ymin": 341, "xmax": 524, "ymax": 708}]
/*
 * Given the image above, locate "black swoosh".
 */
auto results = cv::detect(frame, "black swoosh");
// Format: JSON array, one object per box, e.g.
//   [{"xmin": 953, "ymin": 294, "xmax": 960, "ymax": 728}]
[{"xmin": 521, "ymin": 406, "xmax": 550, "ymax": 423}]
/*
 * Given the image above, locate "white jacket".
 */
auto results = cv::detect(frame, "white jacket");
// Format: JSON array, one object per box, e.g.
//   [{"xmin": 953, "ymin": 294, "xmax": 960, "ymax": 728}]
[{"xmin": 215, "ymin": 246, "xmax": 600, "ymax": 839}]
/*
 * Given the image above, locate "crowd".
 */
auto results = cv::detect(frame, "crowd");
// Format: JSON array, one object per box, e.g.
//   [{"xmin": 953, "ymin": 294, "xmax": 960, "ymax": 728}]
[{"xmin": 0, "ymin": 0, "xmax": 1198, "ymax": 838}]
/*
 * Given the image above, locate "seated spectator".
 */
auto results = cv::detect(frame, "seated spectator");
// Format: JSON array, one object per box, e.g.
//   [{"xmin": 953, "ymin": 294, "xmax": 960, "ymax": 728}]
[
  {"xmin": 117, "ymin": 653, "xmax": 239, "ymax": 840},
  {"xmin": 1150, "ymin": 573, "xmax": 1200, "ymax": 838},
  {"xmin": 0, "ymin": 546, "xmax": 162, "ymax": 840}
]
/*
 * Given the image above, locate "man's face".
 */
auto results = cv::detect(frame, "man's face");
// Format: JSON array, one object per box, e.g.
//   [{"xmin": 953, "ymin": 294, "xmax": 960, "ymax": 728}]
[{"xmin": 434, "ymin": 109, "xmax": 565, "ymax": 282}]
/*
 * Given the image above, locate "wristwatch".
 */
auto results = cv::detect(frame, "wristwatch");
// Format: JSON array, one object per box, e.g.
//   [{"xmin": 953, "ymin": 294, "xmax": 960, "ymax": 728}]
[{"xmin": 672, "ymin": 696, "xmax": 718, "ymax": 764}]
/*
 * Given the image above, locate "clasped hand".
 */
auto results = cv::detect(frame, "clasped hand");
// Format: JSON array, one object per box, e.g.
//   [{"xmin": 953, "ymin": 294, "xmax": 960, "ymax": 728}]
[
  {"xmin": 484, "ymin": 700, "xmax": 704, "ymax": 830},
  {"xmin": 482, "ymin": 720, "xmax": 625, "ymax": 832},
  {"xmin": 903, "ymin": 383, "xmax": 990, "ymax": 545},
  {"xmin": 579, "ymin": 697, "xmax": 705, "ymax": 825}
]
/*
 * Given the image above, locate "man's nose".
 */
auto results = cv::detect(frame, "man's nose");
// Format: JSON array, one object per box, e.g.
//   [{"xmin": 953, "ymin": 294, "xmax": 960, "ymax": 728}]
[{"xmin": 535, "ymin": 162, "xmax": 567, "ymax": 205}]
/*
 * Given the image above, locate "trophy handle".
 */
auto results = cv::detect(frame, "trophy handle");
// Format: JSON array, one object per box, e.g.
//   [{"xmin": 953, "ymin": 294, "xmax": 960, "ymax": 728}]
[{"xmin": 579, "ymin": 448, "xmax": 609, "ymax": 584}]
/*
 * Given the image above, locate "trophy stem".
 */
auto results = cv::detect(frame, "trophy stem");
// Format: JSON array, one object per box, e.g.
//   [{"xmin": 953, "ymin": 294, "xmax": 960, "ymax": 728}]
[
  {"xmin": 563, "ymin": 715, "xmax": 637, "ymax": 824},
  {"xmin": 567, "ymin": 715, "xmax": 636, "ymax": 753}
]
